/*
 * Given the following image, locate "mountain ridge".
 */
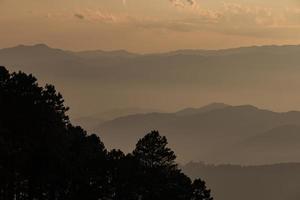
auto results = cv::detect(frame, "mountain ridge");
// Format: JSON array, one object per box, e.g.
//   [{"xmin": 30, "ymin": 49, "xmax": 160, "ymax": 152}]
[
  {"xmin": 2, "ymin": 43, "xmax": 300, "ymax": 128},
  {"xmin": 98, "ymin": 103, "xmax": 300, "ymax": 165},
  {"xmin": 2, "ymin": 43, "xmax": 300, "ymax": 56}
]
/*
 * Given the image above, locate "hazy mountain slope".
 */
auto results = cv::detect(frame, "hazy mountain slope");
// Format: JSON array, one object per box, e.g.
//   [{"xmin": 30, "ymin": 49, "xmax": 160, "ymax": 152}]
[
  {"xmin": 218, "ymin": 124, "xmax": 300, "ymax": 164},
  {"xmin": 76, "ymin": 49, "xmax": 139, "ymax": 59},
  {"xmin": 98, "ymin": 104, "xmax": 300, "ymax": 164},
  {"xmin": 0, "ymin": 44, "xmax": 133, "ymax": 80},
  {"xmin": 2, "ymin": 44, "xmax": 300, "ymax": 119},
  {"xmin": 182, "ymin": 162, "xmax": 300, "ymax": 200},
  {"xmin": 0, "ymin": 44, "xmax": 84, "ymax": 78},
  {"xmin": 175, "ymin": 103, "xmax": 229, "ymax": 116},
  {"xmin": 72, "ymin": 107, "xmax": 160, "ymax": 132},
  {"xmin": 2, "ymin": 44, "xmax": 300, "ymax": 164},
  {"xmin": 2, "ymin": 44, "xmax": 300, "ymax": 84},
  {"xmin": 160, "ymin": 45, "xmax": 300, "ymax": 57}
]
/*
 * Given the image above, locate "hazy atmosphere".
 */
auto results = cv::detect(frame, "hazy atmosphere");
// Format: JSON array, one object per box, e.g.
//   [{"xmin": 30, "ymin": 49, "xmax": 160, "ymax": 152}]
[
  {"xmin": 1, "ymin": 0, "xmax": 300, "ymax": 52},
  {"xmin": 1, "ymin": 1, "xmax": 300, "ymax": 200}
]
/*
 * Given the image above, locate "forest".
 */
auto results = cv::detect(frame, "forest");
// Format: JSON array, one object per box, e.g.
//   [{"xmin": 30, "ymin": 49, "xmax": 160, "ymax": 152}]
[{"xmin": 0, "ymin": 66, "xmax": 213, "ymax": 200}]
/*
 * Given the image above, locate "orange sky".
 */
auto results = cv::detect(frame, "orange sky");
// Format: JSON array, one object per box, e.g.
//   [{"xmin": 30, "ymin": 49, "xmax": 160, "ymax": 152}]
[{"xmin": 0, "ymin": 0, "xmax": 300, "ymax": 52}]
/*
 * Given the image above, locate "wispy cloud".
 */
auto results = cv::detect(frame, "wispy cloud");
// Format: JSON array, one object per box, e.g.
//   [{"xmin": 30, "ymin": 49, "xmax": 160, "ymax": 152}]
[
  {"xmin": 74, "ymin": 13, "xmax": 85, "ymax": 20},
  {"xmin": 56, "ymin": 2, "xmax": 300, "ymax": 39},
  {"xmin": 73, "ymin": 9, "xmax": 121, "ymax": 23},
  {"xmin": 186, "ymin": 0, "xmax": 195, "ymax": 6},
  {"xmin": 169, "ymin": 0, "xmax": 185, "ymax": 8},
  {"xmin": 169, "ymin": 0, "xmax": 196, "ymax": 8}
]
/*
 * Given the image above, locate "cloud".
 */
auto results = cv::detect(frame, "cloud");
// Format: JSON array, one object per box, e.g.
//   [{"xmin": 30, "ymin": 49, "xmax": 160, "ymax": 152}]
[
  {"xmin": 74, "ymin": 13, "xmax": 85, "ymax": 20},
  {"xmin": 186, "ymin": 0, "xmax": 195, "ymax": 5},
  {"xmin": 73, "ymin": 9, "xmax": 120, "ymax": 23},
  {"xmin": 169, "ymin": 0, "xmax": 185, "ymax": 8},
  {"xmin": 61, "ymin": 2, "xmax": 300, "ymax": 40},
  {"xmin": 128, "ymin": 2, "xmax": 300, "ymax": 39},
  {"xmin": 169, "ymin": 0, "xmax": 196, "ymax": 8}
]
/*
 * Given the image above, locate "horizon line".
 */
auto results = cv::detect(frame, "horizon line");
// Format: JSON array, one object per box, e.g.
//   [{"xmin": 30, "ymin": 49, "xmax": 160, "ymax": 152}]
[{"xmin": 2, "ymin": 43, "xmax": 300, "ymax": 55}]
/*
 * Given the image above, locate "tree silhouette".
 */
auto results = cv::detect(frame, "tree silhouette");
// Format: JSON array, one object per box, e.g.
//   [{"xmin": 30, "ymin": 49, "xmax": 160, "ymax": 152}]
[
  {"xmin": 0, "ymin": 66, "xmax": 213, "ymax": 200},
  {"xmin": 131, "ymin": 131, "xmax": 212, "ymax": 200},
  {"xmin": 191, "ymin": 179, "xmax": 213, "ymax": 200},
  {"xmin": 0, "ymin": 66, "xmax": 108, "ymax": 200},
  {"xmin": 133, "ymin": 130, "xmax": 177, "ymax": 169}
]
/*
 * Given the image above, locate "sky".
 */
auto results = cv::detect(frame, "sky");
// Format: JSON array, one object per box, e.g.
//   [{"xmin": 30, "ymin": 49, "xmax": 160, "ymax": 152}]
[{"xmin": 0, "ymin": 0, "xmax": 300, "ymax": 52}]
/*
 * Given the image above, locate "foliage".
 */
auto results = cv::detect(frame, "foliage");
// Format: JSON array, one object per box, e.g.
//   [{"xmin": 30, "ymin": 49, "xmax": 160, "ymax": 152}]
[{"xmin": 0, "ymin": 66, "xmax": 213, "ymax": 200}]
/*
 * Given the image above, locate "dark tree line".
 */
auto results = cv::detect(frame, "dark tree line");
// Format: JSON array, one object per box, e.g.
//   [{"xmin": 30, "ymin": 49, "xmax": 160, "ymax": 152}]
[{"xmin": 0, "ymin": 66, "xmax": 213, "ymax": 200}]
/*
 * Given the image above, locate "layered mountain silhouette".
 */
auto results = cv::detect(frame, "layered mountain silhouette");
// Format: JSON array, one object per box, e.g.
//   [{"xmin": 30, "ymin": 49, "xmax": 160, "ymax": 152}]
[
  {"xmin": 220, "ymin": 124, "xmax": 300, "ymax": 164},
  {"xmin": 73, "ymin": 107, "xmax": 160, "ymax": 132},
  {"xmin": 3, "ymin": 44, "xmax": 300, "ymax": 81},
  {"xmin": 182, "ymin": 162, "xmax": 300, "ymax": 200},
  {"xmin": 175, "ymin": 103, "xmax": 228, "ymax": 116},
  {"xmin": 2, "ymin": 44, "xmax": 300, "ymax": 119},
  {"xmin": 2, "ymin": 44, "xmax": 300, "ymax": 165},
  {"xmin": 98, "ymin": 103, "xmax": 300, "ymax": 165}
]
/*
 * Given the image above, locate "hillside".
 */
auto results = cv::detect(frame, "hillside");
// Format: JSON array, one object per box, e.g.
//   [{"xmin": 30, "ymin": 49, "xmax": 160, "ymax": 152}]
[
  {"xmin": 99, "ymin": 104, "xmax": 300, "ymax": 165},
  {"xmin": 72, "ymin": 107, "xmax": 160, "ymax": 132},
  {"xmin": 182, "ymin": 162, "xmax": 300, "ymax": 200},
  {"xmin": 218, "ymin": 124, "xmax": 300, "ymax": 164}
]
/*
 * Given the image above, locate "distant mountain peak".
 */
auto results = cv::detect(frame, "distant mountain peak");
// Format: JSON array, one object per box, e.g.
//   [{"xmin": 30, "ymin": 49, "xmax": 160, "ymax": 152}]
[
  {"xmin": 33, "ymin": 43, "xmax": 49, "ymax": 47},
  {"xmin": 234, "ymin": 104, "xmax": 258, "ymax": 109},
  {"xmin": 2, "ymin": 44, "xmax": 63, "ymax": 54},
  {"xmin": 202, "ymin": 102, "xmax": 230, "ymax": 109},
  {"xmin": 13, "ymin": 43, "xmax": 51, "ymax": 49},
  {"xmin": 76, "ymin": 49, "xmax": 138, "ymax": 58},
  {"xmin": 230, "ymin": 105, "xmax": 268, "ymax": 113},
  {"xmin": 176, "ymin": 102, "xmax": 230, "ymax": 116}
]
